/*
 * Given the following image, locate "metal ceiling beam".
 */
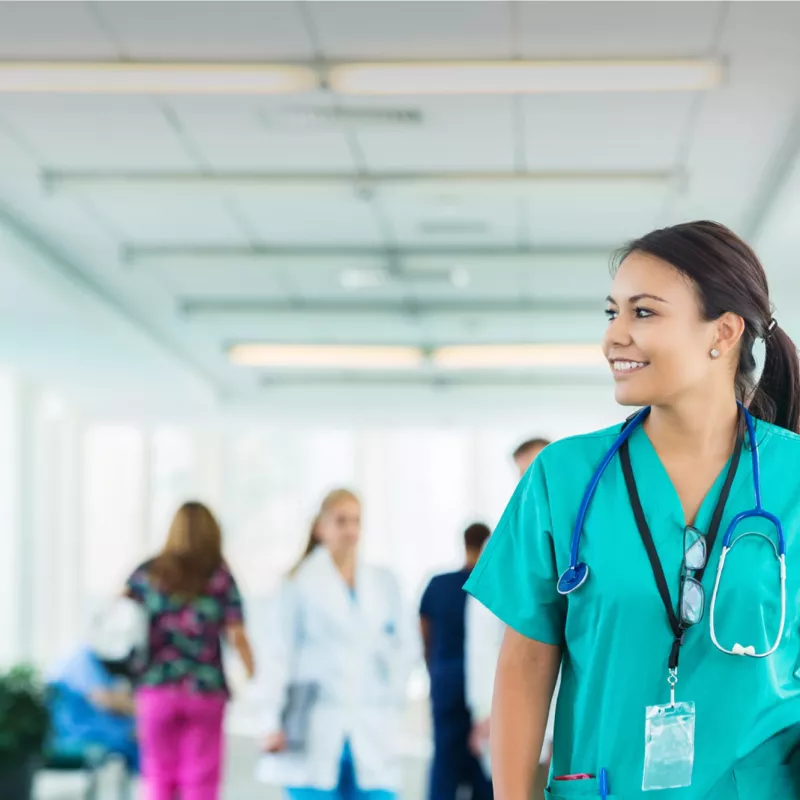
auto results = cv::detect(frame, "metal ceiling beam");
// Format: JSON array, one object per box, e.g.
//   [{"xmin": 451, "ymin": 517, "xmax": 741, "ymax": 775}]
[
  {"xmin": 258, "ymin": 372, "xmax": 611, "ymax": 388},
  {"xmin": 43, "ymin": 168, "xmax": 681, "ymax": 193},
  {"xmin": 180, "ymin": 297, "xmax": 599, "ymax": 316},
  {"xmin": 126, "ymin": 243, "xmax": 616, "ymax": 265}
]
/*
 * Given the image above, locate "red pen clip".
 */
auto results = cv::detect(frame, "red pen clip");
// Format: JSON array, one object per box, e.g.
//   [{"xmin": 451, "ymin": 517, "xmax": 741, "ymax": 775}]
[{"xmin": 554, "ymin": 773, "xmax": 595, "ymax": 781}]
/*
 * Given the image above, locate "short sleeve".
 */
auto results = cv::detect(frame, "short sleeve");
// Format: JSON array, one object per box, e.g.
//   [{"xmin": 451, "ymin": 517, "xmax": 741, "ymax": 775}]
[
  {"xmin": 124, "ymin": 563, "xmax": 149, "ymax": 603},
  {"xmin": 221, "ymin": 566, "xmax": 245, "ymax": 626},
  {"xmin": 464, "ymin": 455, "xmax": 566, "ymax": 646}
]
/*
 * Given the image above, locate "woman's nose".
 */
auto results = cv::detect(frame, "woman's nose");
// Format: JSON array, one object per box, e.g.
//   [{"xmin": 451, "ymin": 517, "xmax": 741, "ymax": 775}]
[{"xmin": 603, "ymin": 315, "xmax": 632, "ymax": 348}]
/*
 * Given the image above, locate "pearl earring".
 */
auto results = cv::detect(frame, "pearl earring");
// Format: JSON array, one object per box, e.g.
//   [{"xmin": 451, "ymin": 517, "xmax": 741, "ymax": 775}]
[{"xmin": 710, "ymin": 348, "xmax": 720, "ymax": 359}]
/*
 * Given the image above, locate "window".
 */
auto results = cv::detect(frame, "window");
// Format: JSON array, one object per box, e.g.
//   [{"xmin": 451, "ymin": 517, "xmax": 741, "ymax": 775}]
[{"xmin": 83, "ymin": 425, "xmax": 145, "ymax": 604}]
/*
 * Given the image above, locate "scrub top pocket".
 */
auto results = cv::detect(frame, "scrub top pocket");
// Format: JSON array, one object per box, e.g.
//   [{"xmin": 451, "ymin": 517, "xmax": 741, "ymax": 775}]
[{"xmin": 544, "ymin": 777, "xmax": 605, "ymax": 797}]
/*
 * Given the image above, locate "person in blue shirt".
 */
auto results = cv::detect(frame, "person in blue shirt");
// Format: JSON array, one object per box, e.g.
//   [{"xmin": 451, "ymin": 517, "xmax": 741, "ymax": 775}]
[
  {"xmin": 420, "ymin": 522, "xmax": 493, "ymax": 800},
  {"xmin": 48, "ymin": 601, "xmax": 142, "ymax": 772}
]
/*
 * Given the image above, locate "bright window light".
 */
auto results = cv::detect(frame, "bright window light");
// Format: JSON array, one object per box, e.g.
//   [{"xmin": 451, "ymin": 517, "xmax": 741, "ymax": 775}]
[
  {"xmin": 433, "ymin": 344, "xmax": 605, "ymax": 369},
  {"xmin": 328, "ymin": 59, "xmax": 724, "ymax": 95},
  {"xmin": 0, "ymin": 62, "xmax": 317, "ymax": 94},
  {"xmin": 228, "ymin": 344, "xmax": 424, "ymax": 370}
]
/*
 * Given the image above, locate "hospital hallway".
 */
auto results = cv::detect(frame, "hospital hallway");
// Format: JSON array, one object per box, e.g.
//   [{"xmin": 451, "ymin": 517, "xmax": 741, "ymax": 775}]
[{"xmin": 4, "ymin": 1, "xmax": 800, "ymax": 799}]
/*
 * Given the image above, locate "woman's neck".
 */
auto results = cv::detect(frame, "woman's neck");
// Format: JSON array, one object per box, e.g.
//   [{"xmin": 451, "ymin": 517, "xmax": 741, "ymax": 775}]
[
  {"xmin": 329, "ymin": 546, "xmax": 357, "ymax": 586},
  {"xmin": 644, "ymin": 389, "xmax": 740, "ymax": 459}
]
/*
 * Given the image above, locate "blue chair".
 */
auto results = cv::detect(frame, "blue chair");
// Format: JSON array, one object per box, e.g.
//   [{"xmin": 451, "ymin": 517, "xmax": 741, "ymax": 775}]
[{"xmin": 45, "ymin": 683, "xmax": 134, "ymax": 800}]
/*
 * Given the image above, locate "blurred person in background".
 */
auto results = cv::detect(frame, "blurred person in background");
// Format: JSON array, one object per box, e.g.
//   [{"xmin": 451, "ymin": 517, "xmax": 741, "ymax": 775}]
[
  {"xmin": 125, "ymin": 501, "xmax": 255, "ymax": 800},
  {"xmin": 419, "ymin": 522, "xmax": 493, "ymax": 800},
  {"xmin": 512, "ymin": 437, "xmax": 551, "ymax": 477},
  {"xmin": 48, "ymin": 598, "xmax": 144, "ymax": 772},
  {"xmin": 465, "ymin": 439, "xmax": 553, "ymax": 790},
  {"xmin": 258, "ymin": 488, "xmax": 417, "ymax": 800}
]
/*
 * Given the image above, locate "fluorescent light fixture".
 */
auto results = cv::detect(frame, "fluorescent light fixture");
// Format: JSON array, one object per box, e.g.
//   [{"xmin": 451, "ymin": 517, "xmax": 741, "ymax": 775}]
[
  {"xmin": 433, "ymin": 344, "xmax": 605, "ymax": 369},
  {"xmin": 339, "ymin": 269, "xmax": 390, "ymax": 290},
  {"xmin": 328, "ymin": 59, "xmax": 724, "ymax": 95},
  {"xmin": 229, "ymin": 343, "xmax": 423, "ymax": 369},
  {"xmin": 0, "ymin": 62, "xmax": 316, "ymax": 94}
]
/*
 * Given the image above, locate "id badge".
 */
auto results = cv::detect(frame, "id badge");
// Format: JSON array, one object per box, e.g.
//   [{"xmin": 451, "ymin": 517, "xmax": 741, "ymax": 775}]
[{"xmin": 642, "ymin": 701, "xmax": 696, "ymax": 791}]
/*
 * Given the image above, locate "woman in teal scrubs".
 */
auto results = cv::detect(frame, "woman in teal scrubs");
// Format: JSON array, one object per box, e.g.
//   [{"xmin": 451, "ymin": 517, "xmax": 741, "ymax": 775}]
[{"xmin": 465, "ymin": 221, "xmax": 800, "ymax": 799}]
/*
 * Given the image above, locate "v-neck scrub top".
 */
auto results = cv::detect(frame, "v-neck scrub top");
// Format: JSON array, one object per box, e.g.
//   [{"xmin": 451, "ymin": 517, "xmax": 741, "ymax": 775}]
[{"xmin": 464, "ymin": 418, "xmax": 800, "ymax": 799}]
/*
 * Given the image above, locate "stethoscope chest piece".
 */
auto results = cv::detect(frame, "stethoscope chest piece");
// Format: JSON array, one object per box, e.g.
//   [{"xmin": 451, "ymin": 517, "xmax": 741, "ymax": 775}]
[{"xmin": 557, "ymin": 562, "xmax": 590, "ymax": 595}]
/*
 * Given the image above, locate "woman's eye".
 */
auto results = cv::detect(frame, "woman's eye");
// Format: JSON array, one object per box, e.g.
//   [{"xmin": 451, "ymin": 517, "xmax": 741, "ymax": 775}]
[
  {"xmin": 634, "ymin": 307, "xmax": 654, "ymax": 319},
  {"xmin": 604, "ymin": 308, "xmax": 618, "ymax": 321}
]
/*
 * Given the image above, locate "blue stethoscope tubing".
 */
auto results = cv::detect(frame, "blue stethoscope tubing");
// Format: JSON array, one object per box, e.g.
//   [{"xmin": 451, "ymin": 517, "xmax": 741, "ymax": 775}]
[
  {"xmin": 558, "ymin": 403, "xmax": 787, "ymax": 658},
  {"xmin": 557, "ymin": 405, "xmax": 650, "ymax": 595},
  {"xmin": 709, "ymin": 406, "xmax": 787, "ymax": 657}
]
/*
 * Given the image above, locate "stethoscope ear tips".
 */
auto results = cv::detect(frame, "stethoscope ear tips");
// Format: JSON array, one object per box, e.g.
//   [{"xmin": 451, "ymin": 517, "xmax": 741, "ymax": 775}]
[{"xmin": 557, "ymin": 563, "xmax": 590, "ymax": 595}]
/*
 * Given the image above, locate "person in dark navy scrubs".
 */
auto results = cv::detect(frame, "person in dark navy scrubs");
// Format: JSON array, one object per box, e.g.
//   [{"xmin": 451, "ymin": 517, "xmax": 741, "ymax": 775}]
[{"xmin": 420, "ymin": 522, "xmax": 493, "ymax": 800}]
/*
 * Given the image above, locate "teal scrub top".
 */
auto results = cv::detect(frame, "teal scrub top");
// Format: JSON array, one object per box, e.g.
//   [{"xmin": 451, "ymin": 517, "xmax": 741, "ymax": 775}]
[{"xmin": 464, "ymin": 417, "xmax": 800, "ymax": 799}]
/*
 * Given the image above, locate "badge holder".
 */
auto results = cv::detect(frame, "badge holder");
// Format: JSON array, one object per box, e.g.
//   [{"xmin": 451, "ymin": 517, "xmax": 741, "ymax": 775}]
[{"xmin": 642, "ymin": 669, "xmax": 696, "ymax": 792}]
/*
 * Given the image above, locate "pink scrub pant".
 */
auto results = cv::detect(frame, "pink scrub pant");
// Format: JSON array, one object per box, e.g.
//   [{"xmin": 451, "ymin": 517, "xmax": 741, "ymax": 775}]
[{"xmin": 136, "ymin": 686, "xmax": 226, "ymax": 800}]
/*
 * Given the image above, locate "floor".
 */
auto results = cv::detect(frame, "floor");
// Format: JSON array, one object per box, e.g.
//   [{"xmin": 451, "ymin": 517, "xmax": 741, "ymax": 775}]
[
  {"xmin": 35, "ymin": 737, "xmax": 430, "ymax": 800},
  {"xmin": 35, "ymin": 697, "xmax": 433, "ymax": 800}
]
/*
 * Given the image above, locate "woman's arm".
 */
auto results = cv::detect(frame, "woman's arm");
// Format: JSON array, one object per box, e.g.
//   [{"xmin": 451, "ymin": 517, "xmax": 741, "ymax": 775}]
[
  {"xmin": 226, "ymin": 622, "xmax": 256, "ymax": 680},
  {"xmin": 90, "ymin": 688, "xmax": 135, "ymax": 716},
  {"xmin": 491, "ymin": 627, "xmax": 561, "ymax": 800},
  {"xmin": 258, "ymin": 581, "xmax": 300, "ymax": 752}
]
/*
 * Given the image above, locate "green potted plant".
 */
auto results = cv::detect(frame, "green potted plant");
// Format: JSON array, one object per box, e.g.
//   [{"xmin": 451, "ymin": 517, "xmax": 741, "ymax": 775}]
[{"xmin": 0, "ymin": 666, "xmax": 50, "ymax": 799}]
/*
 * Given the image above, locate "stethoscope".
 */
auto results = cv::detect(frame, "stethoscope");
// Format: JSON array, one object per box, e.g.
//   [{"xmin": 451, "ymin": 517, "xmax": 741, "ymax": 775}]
[{"xmin": 557, "ymin": 404, "xmax": 787, "ymax": 658}]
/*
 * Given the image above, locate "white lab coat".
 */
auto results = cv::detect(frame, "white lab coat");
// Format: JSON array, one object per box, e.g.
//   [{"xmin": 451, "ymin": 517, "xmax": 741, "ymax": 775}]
[
  {"xmin": 465, "ymin": 595, "xmax": 557, "ymax": 768},
  {"xmin": 256, "ymin": 547, "xmax": 418, "ymax": 790}
]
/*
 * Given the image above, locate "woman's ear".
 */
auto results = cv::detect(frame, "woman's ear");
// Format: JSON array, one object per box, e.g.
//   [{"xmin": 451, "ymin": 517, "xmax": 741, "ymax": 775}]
[{"xmin": 714, "ymin": 312, "xmax": 746, "ymax": 357}]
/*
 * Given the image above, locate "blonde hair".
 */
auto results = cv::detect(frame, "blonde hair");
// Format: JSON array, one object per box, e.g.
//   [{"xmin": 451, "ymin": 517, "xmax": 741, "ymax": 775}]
[
  {"xmin": 149, "ymin": 501, "xmax": 223, "ymax": 598},
  {"xmin": 290, "ymin": 488, "xmax": 360, "ymax": 576}
]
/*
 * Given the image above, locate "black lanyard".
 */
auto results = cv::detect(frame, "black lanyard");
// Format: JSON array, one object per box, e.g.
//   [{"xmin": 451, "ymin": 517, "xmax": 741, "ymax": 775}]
[{"xmin": 618, "ymin": 407, "xmax": 745, "ymax": 670}]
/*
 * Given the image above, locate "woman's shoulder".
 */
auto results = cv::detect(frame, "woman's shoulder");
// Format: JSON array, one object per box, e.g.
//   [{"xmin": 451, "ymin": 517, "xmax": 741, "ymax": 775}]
[
  {"xmin": 534, "ymin": 421, "xmax": 624, "ymax": 476},
  {"xmin": 754, "ymin": 418, "xmax": 800, "ymax": 472},
  {"xmin": 756, "ymin": 418, "xmax": 800, "ymax": 447},
  {"xmin": 127, "ymin": 558, "xmax": 155, "ymax": 582}
]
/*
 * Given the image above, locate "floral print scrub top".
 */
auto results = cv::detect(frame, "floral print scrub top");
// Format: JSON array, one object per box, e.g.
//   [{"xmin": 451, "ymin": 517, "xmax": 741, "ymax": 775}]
[{"xmin": 125, "ymin": 560, "xmax": 245, "ymax": 695}]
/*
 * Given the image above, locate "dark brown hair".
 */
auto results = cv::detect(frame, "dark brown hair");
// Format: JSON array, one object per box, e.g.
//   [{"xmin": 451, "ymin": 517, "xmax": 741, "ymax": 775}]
[
  {"xmin": 149, "ymin": 501, "xmax": 223, "ymax": 598},
  {"xmin": 615, "ymin": 221, "xmax": 800, "ymax": 433},
  {"xmin": 464, "ymin": 522, "xmax": 491, "ymax": 552},
  {"xmin": 512, "ymin": 437, "xmax": 551, "ymax": 461}
]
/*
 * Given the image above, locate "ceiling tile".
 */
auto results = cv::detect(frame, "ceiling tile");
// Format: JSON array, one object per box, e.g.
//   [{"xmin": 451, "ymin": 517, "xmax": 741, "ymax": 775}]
[
  {"xmin": 166, "ymin": 94, "xmax": 356, "ymax": 171},
  {"xmin": 355, "ymin": 96, "xmax": 516, "ymax": 171},
  {"xmin": 523, "ymin": 93, "xmax": 693, "ymax": 171},
  {"xmin": 310, "ymin": 1, "xmax": 513, "ymax": 60},
  {"xmin": 381, "ymin": 183, "xmax": 521, "ymax": 246},
  {"xmin": 230, "ymin": 187, "xmax": 382, "ymax": 245},
  {"xmin": 99, "ymin": 1, "xmax": 315, "ymax": 60},
  {"xmin": 75, "ymin": 187, "xmax": 248, "ymax": 243},
  {"xmin": 1, "ymin": 96, "xmax": 197, "ymax": 169},
  {"xmin": 0, "ymin": 2, "xmax": 119, "ymax": 59},
  {"xmin": 518, "ymin": 2, "xmax": 724, "ymax": 58},
  {"xmin": 526, "ymin": 183, "xmax": 666, "ymax": 246}
]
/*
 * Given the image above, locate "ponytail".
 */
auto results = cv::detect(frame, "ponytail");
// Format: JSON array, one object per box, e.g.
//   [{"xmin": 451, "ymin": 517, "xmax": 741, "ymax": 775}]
[
  {"xmin": 749, "ymin": 323, "xmax": 800, "ymax": 434},
  {"xmin": 288, "ymin": 517, "xmax": 321, "ymax": 577}
]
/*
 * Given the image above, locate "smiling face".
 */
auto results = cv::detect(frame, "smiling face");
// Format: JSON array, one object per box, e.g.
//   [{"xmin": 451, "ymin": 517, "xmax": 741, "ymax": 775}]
[{"xmin": 602, "ymin": 251, "xmax": 724, "ymax": 408}]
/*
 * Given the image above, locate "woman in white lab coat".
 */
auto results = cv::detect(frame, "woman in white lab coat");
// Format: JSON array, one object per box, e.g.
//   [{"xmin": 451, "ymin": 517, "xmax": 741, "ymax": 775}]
[{"xmin": 258, "ymin": 488, "xmax": 417, "ymax": 800}]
